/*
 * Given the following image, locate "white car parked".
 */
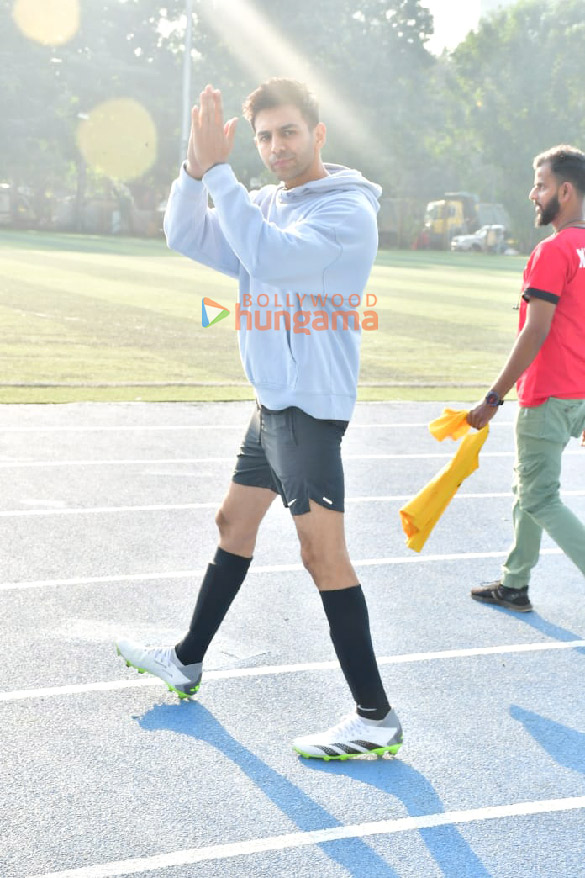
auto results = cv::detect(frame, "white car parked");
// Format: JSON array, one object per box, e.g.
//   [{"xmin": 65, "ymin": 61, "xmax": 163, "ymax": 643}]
[{"xmin": 451, "ymin": 224, "xmax": 507, "ymax": 253}]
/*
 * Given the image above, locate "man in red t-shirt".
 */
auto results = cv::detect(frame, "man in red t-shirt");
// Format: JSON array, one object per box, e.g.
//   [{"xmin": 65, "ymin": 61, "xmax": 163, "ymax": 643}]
[{"xmin": 467, "ymin": 145, "xmax": 585, "ymax": 611}]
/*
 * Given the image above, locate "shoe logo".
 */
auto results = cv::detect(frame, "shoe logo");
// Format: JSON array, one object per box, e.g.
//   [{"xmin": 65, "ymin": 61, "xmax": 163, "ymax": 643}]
[{"xmin": 202, "ymin": 297, "xmax": 230, "ymax": 328}]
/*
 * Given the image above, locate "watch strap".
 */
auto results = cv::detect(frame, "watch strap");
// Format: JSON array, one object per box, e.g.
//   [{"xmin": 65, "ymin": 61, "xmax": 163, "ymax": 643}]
[{"xmin": 485, "ymin": 390, "xmax": 504, "ymax": 406}]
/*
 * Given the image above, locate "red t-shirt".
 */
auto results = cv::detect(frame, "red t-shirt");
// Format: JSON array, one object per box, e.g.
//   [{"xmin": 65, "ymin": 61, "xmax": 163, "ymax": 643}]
[{"xmin": 516, "ymin": 226, "xmax": 585, "ymax": 407}]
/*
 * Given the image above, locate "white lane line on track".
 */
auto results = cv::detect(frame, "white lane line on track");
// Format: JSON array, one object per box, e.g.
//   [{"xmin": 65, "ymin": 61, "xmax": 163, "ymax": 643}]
[
  {"xmin": 0, "ymin": 449, "xmax": 583, "ymax": 469},
  {"xmin": 29, "ymin": 796, "xmax": 585, "ymax": 878},
  {"xmin": 2, "ymin": 639, "xmax": 585, "ymax": 703},
  {"xmin": 2, "ymin": 492, "xmax": 585, "ymax": 518},
  {"xmin": 0, "ymin": 502, "xmax": 219, "ymax": 517},
  {"xmin": 0, "ymin": 548, "xmax": 565, "ymax": 592},
  {"xmin": 0, "ymin": 458, "xmax": 235, "ymax": 468},
  {"xmin": 0, "ymin": 422, "xmax": 518, "ymax": 433}
]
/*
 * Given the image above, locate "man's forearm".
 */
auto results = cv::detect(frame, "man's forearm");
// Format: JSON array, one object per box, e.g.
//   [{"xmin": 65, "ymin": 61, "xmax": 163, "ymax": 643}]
[
  {"xmin": 163, "ymin": 168, "xmax": 239, "ymax": 277},
  {"xmin": 492, "ymin": 324, "xmax": 549, "ymax": 398}
]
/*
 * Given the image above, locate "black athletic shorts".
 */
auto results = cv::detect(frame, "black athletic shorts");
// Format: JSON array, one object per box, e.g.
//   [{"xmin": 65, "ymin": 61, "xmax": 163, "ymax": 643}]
[{"xmin": 232, "ymin": 404, "xmax": 349, "ymax": 515}]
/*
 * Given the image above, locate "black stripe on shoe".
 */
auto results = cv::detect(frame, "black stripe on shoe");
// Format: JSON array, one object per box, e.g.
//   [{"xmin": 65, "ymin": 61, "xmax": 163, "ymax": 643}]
[
  {"xmin": 352, "ymin": 740, "xmax": 383, "ymax": 751},
  {"xmin": 334, "ymin": 743, "xmax": 364, "ymax": 755}
]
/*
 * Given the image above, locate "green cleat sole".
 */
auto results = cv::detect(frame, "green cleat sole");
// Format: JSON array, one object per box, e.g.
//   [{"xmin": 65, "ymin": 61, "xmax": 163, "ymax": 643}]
[
  {"xmin": 294, "ymin": 743, "xmax": 403, "ymax": 761},
  {"xmin": 116, "ymin": 646, "xmax": 200, "ymax": 700}
]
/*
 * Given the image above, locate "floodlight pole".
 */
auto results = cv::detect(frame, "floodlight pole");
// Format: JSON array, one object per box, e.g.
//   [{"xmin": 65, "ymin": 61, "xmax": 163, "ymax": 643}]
[{"xmin": 180, "ymin": 0, "xmax": 193, "ymax": 164}]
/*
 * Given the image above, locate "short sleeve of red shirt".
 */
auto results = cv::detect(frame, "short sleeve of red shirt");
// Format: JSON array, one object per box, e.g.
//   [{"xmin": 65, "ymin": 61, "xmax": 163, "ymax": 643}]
[{"xmin": 516, "ymin": 228, "xmax": 585, "ymax": 406}]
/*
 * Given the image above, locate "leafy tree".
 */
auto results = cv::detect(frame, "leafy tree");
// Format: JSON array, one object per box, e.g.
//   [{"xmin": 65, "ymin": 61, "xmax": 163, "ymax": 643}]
[
  {"xmin": 1, "ymin": 0, "xmax": 443, "ymax": 225},
  {"xmin": 448, "ymin": 0, "xmax": 585, "ymax": 248},
  {"xmin": 183, "ymin": 0, "xmax": 438, "ymax": 192}
]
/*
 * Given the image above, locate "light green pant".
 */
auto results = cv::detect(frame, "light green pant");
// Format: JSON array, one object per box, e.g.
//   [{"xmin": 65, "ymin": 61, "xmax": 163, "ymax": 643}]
[{"xmin": 502, "ymin": 397, "xmax": 585, "ymax": 590}]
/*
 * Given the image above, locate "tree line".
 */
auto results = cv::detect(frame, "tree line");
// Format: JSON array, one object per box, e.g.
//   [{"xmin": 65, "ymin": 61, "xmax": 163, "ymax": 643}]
[{"xmin": 1, "ymin": 0, "xmax": 584, "ymax": 249}]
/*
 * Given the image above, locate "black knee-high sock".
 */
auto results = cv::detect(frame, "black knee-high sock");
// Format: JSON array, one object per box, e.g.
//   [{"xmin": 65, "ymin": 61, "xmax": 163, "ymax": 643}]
[
  {"xmin": 320, "ymin": 585, "xmax": 390, "ymax": 720},
  {"xmin": 175, "ymin": 547, "xmax": 251, "ymax": 665}
]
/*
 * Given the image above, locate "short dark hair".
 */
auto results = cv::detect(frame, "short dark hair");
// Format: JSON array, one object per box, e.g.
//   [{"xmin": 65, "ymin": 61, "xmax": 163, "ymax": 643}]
[
  {"xmin": 534, "ymin": 145, "xmax": 585, "ymax": 196},
  {"xmin": 243, "ymin": 78, "xmax": 319, "ymax": 131}
]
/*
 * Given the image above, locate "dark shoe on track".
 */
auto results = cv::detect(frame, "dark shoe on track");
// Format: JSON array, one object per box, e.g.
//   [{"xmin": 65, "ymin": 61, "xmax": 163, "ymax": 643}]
[{"xmin": 471, "ymin": 581, "xmax": 532, "ymax": 612}]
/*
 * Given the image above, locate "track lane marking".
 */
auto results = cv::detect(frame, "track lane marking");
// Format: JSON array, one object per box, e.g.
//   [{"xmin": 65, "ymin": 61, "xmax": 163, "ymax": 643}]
[
  {"xmin": 29, "ymin": 796, "xmax": 585, "ymax": 877},
  {"xmin": 1, "ymin": 491, "xmax": 584, "ymax": 518},
  {"xmin": 0, "ymin": 548, "xmax": 566, "ymax": 592},
  {"xmin": 2, "ymin": 638, "xmax": 584, "ymax": 702},
  {"xmin": 0, "ymin": 447, "xmax": 582, "ymax": 469},
  {"xmin": 0, "ymin": 422, "xmax": 517, "ymax": 433}
]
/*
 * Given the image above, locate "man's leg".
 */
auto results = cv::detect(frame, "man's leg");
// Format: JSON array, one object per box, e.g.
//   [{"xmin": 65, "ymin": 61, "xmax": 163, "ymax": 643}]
[
  {"xmin": 294, "ymin": 501, "xmax": 390, "ymax": 717},
  {"xmin": 512, "ymin": 399, "xmax": 585, "ymax": 576},
  {"xmin": 500, "ymin": 480, "xmax": 544, "ymax": 589},
  {"xmin": 472, "ymin": 454, "xmax": 546, "ymax": 612},
  {"xmin": 256, "ymin": 405, "xmax": 402, "ymax": 757},
  {"xmin": 500, "ymin": 407, "xmax": 545, "ymax": 590},
  {"xmin": 175, "ymin": 482, "xmax": 276, "ymax": 663},
  {"xmin": 116, "ymin": 482, "xmax": 275, "ymax": 696},
  {"xmin": 117, "ymin": 404, "xmax": 278, "ymax": 697},
  {"xmin": 290, "ymin": 500, "xmax": 402, "ymax": 758},
  {"xmin": 473, "ymin": 400, "xmax": 585, "ymax": 611}
]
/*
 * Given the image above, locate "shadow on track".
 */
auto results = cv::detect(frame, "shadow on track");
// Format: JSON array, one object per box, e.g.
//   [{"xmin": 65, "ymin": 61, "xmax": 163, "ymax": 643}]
[
  {"xmin": 303, "ymin": 758, "xmax": 493, "ymax": 878},
  {"xmin": 137, "ymin": 701, "xmax": 402, "ymax": 878},
  {"xmin": 471, "ymin": 602, "xmax": 585, "ymax": 656},
  {"xmin": 510, "ymin": 706, "xmax": 585, "ymax": 776}
]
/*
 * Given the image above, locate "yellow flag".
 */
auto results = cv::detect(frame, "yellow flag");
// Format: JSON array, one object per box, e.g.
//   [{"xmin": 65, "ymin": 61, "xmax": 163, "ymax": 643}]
[{"xmin": 399, "ymin": 410, "xmax": 489, "ymax": 553}]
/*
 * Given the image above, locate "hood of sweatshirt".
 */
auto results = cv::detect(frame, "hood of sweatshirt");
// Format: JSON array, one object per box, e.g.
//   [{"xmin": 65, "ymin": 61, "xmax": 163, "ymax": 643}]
[{"xmin": 270, "ymin": 163, "xmax": 381, "ymax": 212}]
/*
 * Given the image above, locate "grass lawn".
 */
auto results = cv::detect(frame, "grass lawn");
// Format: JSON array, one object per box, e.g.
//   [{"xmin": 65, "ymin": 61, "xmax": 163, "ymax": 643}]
[{"xmin": 0, "ymin": 230, "xmax": 524, "ymax": 404}]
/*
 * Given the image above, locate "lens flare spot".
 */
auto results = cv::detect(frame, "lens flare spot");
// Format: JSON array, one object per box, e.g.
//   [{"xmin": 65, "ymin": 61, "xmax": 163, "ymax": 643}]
[
  {"xmin": 12, "ymin": 0, "xmax": 80, "ymax": 46},
  {"xmin": 76, "ymin": 99, "xmax": 157, "ymax": 181}
]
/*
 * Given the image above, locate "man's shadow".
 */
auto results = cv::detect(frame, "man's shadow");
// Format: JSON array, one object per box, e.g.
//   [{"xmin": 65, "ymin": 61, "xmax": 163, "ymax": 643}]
[
  {"xmin": 138, "ymin": 701, "xmax": 402, "ymax": 878},
  {"xmin": 303, "ymin": 758, "xmax": 493, "ymax": 878},
  {"xmin": 138, "ymin": 702, "xmax": 492, "ymax": 877},
  {"xmin": 510, "ymin": 705, "xmax": 585, "ymax": 776},
  {"xmin": 474, "ymin": 603, "xmax": 585, "ymax": 656}
]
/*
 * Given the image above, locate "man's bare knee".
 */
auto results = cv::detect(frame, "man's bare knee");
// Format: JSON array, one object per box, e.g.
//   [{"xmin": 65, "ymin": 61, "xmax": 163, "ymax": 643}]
[
  {"xmin": 215, "ymin": 505, "xmax": 229, "ymax": 537},
  {"xmin": 300, "ymin": 543, "xmax": 318, "ymax": 579},
  {"xmin": 299, "ymin": 538, "xmax": 355, "ymax": 590},
  {"xmin": 215, "ymin": 505, "xmax": 252, "ymax": 549}
]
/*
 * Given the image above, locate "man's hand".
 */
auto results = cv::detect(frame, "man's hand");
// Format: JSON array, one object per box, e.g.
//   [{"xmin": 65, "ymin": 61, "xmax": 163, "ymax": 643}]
[
  {"xmin": 581, "ymin": 430, "xmax": 585, "ymax": 447},
  {"xmin": 467, "ymin": 401, "xmax": 499, "ymax": 430},
  {"xmin": 186, "ymin": 84, "xmax": 238, "ymax": 178}
]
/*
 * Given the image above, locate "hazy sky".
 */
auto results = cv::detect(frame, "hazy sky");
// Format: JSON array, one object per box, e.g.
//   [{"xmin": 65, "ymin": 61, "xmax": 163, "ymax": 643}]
[{"xmin": 424, "ymin": 0, "xmax": 481, "ymax": 54}]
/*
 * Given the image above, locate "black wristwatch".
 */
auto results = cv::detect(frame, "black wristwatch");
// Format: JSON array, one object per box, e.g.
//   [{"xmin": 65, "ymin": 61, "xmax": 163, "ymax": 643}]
[{"xmin": 485, "ymin": 390, "xmax": 504, "ymax": 406}]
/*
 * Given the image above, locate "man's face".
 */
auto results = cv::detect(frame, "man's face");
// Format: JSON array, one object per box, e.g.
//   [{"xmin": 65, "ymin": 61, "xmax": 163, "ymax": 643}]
[
  {"xmin": 254, "ymin": 104, "xmax": 324, "ymax": 188},
  {"xmin": 530, "ymin": 162, "xmax": 561, "ymax": 227}
]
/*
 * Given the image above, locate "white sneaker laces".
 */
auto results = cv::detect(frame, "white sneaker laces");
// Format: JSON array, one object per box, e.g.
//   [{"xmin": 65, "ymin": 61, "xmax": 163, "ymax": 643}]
[
  {"xmin": 149, "ymin": 646, "xmax": 174, "ymax": 666},
  {"xmin": 330, "ymin": 713, "xmax": 369, "ymax": 738}
]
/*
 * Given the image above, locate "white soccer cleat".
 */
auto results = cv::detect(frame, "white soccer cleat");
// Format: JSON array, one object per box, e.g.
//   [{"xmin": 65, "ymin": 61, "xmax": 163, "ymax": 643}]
[
  {"xmin": 292, "ymin": 709, "xmax": 403, "ymax": 760},
  {"xmin": 116, "ymin": 640, "xmax": 202, "ymax": 699}
]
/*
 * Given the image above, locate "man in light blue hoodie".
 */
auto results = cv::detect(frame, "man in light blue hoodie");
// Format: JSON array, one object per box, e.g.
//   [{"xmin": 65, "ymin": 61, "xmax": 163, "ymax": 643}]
[{"xmin": 116, "ymin": 79, "xmax": 403, "ymax": 760}]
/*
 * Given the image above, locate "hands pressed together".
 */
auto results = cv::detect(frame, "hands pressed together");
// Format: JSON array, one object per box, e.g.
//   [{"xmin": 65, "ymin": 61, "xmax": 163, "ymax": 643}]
[{"xmin": 185, "ymin": 84, "xmax": 238, "ymax": 179}]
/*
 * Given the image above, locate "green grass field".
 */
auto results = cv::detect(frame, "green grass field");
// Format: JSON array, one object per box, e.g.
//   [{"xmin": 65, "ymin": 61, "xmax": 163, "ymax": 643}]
[{"xmin": 0, "ymin": 230, "xmax": 525, "ymax": 404}]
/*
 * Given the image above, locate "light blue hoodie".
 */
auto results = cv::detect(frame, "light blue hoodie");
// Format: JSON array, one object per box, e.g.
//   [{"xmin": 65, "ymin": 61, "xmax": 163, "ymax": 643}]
[{"xmin": 164, "ymin": 162, "xmax": 381, "ymax": 420}]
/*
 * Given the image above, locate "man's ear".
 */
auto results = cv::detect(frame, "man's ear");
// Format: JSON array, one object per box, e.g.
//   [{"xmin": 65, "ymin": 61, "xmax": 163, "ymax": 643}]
[
  {"xmin": 315, "ymin": 122, "xmax": 327, "ymax": 149},
  {"xmin": 560, "ymin": 181, "xmax": 573, "ymax": 203}
]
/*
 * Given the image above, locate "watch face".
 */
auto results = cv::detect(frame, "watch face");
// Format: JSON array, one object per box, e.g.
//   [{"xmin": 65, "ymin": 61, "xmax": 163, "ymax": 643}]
[{"xmin": 485, "ymin": 391, "xmax": 500, "ymax": 405}]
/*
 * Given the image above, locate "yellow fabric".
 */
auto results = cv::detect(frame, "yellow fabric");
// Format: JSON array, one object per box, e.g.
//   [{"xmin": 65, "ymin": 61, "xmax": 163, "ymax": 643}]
[
  {"xmin": 428, "ymin": 408, "xmax": 472, "ymax": 442},
  {"xmin": 399, "ymin": 410, "xmax": 489, "ymax": 553}
]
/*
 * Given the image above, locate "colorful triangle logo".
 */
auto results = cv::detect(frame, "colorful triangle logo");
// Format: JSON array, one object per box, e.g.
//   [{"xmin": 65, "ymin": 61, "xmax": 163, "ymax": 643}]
[{"xmin": 202, "ymin": 297, "xmax": 230, "ymax": 328}]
